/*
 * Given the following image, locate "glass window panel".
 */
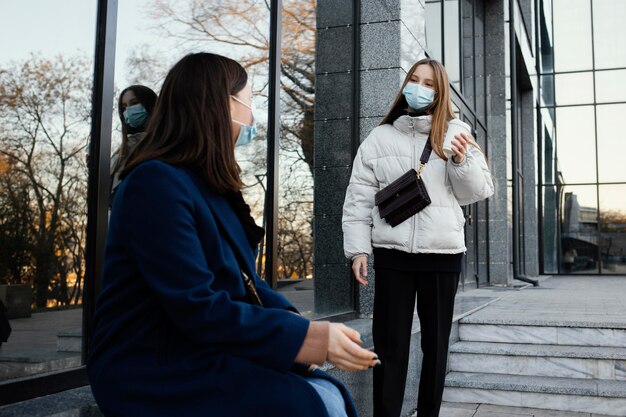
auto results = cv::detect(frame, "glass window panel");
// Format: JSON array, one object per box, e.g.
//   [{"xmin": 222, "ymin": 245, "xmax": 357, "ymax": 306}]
[
  {"xmin": 425, "ymin": 0, "xmax": 443, "ymax": 61},
  {"xmin": 555, "ymin": 106, "xmax": 597, "ymax": 184},
  {"xmin": 593, "ymin": 0, "xmax": 626, "ymax": 69},
  {"xmin": 543, "ymin": 126, "xmax": 557, "ymax": 185},
  {"xmin": 461, "ymin": 0, "xmax": 474, "ymax": 103},
  {"xmin": 595, "ymin": 69, "xmax": 626, "ymax": 104},
  {"xmin": 444, "ymin": 0, "xmax": 461, "ymax": 91},
  {"xmin": 552, "ymin": 0, "xmax": 593, "ymax": 72},
  {"xmin": 0, "ymin": 0, "xmax": 96, "ymax": 381},
  {"xmin": 117, "ymin": 3, "xmax": 271, "ymax": 271},
  {"xmin": 555, "ymin": 72, "xmax": 594, "ymax": 106},
  {"xmin": 277, "ymin": 0, "xmax": 316, "ymax": 316},
  {"xmin": 540, "ymin": 74, "xmax": 555, "ymax": 107},
  {"xmin": 599, "ymin": 185, "xmax": 626, "ymax": 274},
  {"xmin": 475, "ymin": 0, "xmax": 486, "ymax": 121},
  {"xmin": 560, "ymin": 185, "xmax": 599, "ymax": 274},
  {"xmin": 542, "ymin": 185, "xmax": 559, "ymax": 273},
  {"xmin": 596, "ymin": 104, "xmax": 626, "ymax": 182}
]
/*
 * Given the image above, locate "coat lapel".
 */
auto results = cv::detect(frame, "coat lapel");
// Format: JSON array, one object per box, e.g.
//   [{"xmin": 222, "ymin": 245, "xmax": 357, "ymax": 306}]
[{"xmin": 182, "ymin": 169, "xmax": 256, "ymax": 277}]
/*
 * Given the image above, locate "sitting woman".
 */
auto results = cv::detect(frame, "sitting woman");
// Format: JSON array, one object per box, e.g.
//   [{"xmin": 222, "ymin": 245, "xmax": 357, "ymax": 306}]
[{"xmin": 88, "ymin": 52, "xmax": 378, "ymax": 417}]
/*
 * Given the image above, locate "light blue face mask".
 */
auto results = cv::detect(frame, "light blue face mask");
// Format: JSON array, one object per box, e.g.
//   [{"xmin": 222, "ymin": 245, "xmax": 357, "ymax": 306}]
[
  {"xmin": 123, "ymin": 104, "xmax": 149, "ymax": 128},
  {"xmin": 402, "ymin": 82, "xmax": 436, "ymax": 111},
  {"xmin": 231, "ymin": 95, "xmax": 257, "ymax": 147},
  {"xmin": 233, "ymin": 116, "xmax": 257, "ymax": 147}
]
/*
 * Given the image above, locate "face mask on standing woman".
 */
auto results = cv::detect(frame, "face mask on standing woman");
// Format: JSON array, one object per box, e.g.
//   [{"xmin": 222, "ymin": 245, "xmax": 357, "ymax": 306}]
[{"xmin": 402, "ymin": 82, "xmax": 435, "ymax": 111}]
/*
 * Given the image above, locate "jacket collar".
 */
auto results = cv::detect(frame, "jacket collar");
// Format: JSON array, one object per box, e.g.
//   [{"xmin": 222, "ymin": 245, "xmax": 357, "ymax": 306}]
[
  {"xmin": 392, "ymin": 114, "xmax": 432, "ymax": 136},
  {"xmin": 182, "ymin": 169, "xmax": 257, "ymax": 277}
]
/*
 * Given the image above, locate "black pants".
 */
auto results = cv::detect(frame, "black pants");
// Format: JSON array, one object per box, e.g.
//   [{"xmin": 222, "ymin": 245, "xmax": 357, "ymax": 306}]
[{"xmin": 372, "ymin": 269, "xmax": 459, "ymax": 417}]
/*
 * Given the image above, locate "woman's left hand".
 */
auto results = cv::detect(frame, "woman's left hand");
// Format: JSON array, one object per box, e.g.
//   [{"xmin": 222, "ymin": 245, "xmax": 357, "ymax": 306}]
[{"xmin": 450, "ymin": 132, "xmax": 472, "ymax": 163}]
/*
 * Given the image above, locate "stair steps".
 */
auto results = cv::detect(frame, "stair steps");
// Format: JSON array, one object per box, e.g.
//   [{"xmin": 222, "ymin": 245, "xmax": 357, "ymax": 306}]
[{"xmin": 444, "ymin": 318, "xmax": 626, "ymax": 416}]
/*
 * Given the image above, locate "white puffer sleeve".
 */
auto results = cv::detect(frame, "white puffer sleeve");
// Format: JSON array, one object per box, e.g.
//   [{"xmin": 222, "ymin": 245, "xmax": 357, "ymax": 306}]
[
  {"xmin": 447, "ymin": 143, "xmax": 494, "ymax": 206},
  {"xmin": 342, "ymin": 137, "xmax": 378, "ymax": 260}
]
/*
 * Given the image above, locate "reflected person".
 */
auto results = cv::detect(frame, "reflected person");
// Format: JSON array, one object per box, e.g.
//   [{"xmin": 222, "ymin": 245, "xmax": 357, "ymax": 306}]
[{"xmin": 110, "ymin": 85, "xmax": 157, "ymax": 204}]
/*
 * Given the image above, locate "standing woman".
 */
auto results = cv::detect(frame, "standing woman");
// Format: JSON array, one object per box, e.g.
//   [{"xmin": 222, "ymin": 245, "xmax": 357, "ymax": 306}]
[
  {"xmin": 342, "ymin": 58, "xmax": 494, "ymax": 417},
  {"xmin": 110, "ymin": 85, "xmax": 157, "ymax": 203},
  {"xmin": 88, "ymin": 52, "xmax": 379, "ymax": 417}
]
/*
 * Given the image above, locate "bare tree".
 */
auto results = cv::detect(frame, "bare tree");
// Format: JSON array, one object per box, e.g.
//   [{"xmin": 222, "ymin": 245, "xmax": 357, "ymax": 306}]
[
  {"xmin": 149, "ymin": 0, "xmax": 316, "ymax": 172},
  {"xmin": 0, "ymin": 156, "xmax": 34, "ymax": 285},
  {"xmin": 132, "ymin": 0, "xmax": 317, "ymax": 280},
  {"xmin": 0, "ymin": 55, "xmax": 91, "ymax": 307}
]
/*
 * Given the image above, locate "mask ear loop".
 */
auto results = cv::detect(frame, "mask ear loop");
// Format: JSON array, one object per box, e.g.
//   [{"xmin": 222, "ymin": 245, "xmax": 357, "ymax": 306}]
[
  {"xmin": 231, "ymin": 95, "xmax": 253, "ymax": 110},
  {"xmin": 231, "ymin": 95, "xmax": 255, "ymax": 127}
]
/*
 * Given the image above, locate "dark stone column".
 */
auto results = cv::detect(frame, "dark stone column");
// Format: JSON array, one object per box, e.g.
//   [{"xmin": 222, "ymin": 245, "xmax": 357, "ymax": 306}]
[{"xmin": 484, "ymin": 0, "xmax": 512, "ymax": 286}]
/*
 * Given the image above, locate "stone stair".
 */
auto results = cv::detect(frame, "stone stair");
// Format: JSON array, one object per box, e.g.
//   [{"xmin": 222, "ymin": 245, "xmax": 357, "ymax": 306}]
[{"xmin": 444, "ymin": 317, "xmax": 626, "ymax": 416}]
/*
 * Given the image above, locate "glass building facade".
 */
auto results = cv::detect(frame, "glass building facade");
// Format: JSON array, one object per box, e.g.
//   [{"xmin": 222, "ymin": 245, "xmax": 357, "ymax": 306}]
[
  {"xmin": 0, "ymin": 0, "xmax": 625, "ymax": 408},
  {"xmin": 540, "ymin": 0, "xmax": 626, "ymax": 275}
]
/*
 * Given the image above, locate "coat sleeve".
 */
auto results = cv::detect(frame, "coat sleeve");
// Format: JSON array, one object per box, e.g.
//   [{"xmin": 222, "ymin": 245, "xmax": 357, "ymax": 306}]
[
  {"xmin": 124, "ymin": 162, "xmax": 310, "ymax": 372},
  {"xmin": 447, "ymin": 143, "xmax": 494, "ymax": 206},
  {"xmin": 342, "ymin": 138, "xmax": 378, "ymax": 259},
  {"xmin": 254, "ymin": 278, "xmax": 299, "ymax": 313}
]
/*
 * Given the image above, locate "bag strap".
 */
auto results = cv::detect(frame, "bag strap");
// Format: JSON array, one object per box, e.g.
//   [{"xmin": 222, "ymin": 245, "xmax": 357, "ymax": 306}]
[
  {"xmin": 214, "ymin": 215, "xmax": 264, "ymax": 307},
  {"xmin": 416, "ymin": 133, "xmax": 433, "ymax": 178}
]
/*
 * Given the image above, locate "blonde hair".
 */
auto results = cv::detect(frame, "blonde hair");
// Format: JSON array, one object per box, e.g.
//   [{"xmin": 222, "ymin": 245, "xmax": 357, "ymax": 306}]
[{"xmin": 380, "ymin": 58, "xmax": 456, "ymax": 160}]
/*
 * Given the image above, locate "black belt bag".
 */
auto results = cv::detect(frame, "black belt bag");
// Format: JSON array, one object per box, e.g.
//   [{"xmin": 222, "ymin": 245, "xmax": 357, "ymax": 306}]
[{"xmin": 374, "ymin": 137, "xmax": 433, "ymax": 227}]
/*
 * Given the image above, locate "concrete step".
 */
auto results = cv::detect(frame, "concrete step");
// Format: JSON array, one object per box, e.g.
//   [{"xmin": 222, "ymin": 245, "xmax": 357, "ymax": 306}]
[
  {"xmin": 56, "ymin": 329, "xmax": 81, "ymax": 353},
  {"xmin": 458, "ymin": 321, "xmax": 626, "ymax": 347},
  {"xmin": 444, "ymin": 371, "xmax": 626, "ymax": 416},
  {"xmin": 449, "ymin": 341, "xmax": 626, "ymax": 380}
]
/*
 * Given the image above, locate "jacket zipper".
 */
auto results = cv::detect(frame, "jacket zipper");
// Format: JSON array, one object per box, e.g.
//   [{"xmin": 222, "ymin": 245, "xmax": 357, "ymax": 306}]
[{"xmin": 409, "ymin": 118, "xmax": 416, "ymax": 253}]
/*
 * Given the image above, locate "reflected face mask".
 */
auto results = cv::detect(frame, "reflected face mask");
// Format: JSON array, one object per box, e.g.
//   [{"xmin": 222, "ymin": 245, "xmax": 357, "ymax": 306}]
[{"xmin": 123, "ymin": 104, "xmax": 149, "ymax": 128}]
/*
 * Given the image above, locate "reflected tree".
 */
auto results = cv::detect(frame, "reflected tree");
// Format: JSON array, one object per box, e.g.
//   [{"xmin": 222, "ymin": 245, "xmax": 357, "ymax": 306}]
[
  {"xmin": 0, "ymin": 55, "xmax": 91, "ymax": 307},
  {"xmin": 147, "ymin": 0, "xmax": 316, "ymax": 279}
]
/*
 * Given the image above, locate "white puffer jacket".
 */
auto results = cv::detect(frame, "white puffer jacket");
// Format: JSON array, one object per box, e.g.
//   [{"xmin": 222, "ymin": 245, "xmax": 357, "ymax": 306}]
[{"xmin": 342, "ymin": 115, "xmax": 494, "ymax": 259}]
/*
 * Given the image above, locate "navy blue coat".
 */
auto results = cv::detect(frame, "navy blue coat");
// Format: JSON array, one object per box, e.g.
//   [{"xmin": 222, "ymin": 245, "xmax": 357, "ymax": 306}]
[{"xmin": 88, "ymin": 160, "xmax": 357, "ymax": 417}]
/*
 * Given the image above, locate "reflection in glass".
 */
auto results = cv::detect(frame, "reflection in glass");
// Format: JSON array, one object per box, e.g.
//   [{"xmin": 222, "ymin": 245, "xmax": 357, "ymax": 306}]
[
  {"xmin": 552, "ymin": 0, "xmax": 593, "ymax": 72},
  {"xmin": 596, "ymin": 104, "xmax": 626, "ymax": 183},
  {"xmin": 461, "ymin": 0, "xmax": 474, "ymax": 103},
  {"xmin": 555, "ymin": 106, "xmax": 596, "ymax": 184},
  {"xmin": 560, "ymin": 185, "xmax": 599, "ymax": 274},
  {"xmin": 539, "ymin": 74, "xmax": 555, "ymax": 108},
  {"xmin": 0, "ymin": 0, "xmax": 96, "ymax": 381},
  {"xmin": 542, "ymin": 185, "xmax": 559, "ymax": 273},
  {"xmin": 599, "ymin": 185, "xmax": 626, "ymax": 274},
  {"xmin": 592, "ymin": 0, "xmax": 626, "ymax": 69},
  {"xmin": 444, "ymin": 0, "xmax": 461, "ymax": 90},
  {"xmin": 275, "ymin": 1, "xmax": 316, "ymax": 315},
  {"xmin": 140, "ymin": 0, "xmax": 273, "ymax": 273},
  {"xmin": 425, "ymin": 0, "xmax": 443, "ymax": 61},
  {"xmin": 474, "ymin": 0, "xmax": 486, "ymax": 121},
  {"xmin": 543, "ymin": 127, "xmax": 556, "ymax": 185},
  {"xmin": 595, "ymin": 69, "xmax": 626, "ymax": 104},
  {"xmin": 555, "ymin": 72, "xmax": 594, "ymax": 106}
]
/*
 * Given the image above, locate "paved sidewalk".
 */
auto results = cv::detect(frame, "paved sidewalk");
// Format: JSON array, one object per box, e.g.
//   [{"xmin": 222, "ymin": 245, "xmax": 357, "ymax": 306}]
[
  {"xmin": 438, "ymin": 401, "xmax": 613, "ymax": 417},
  {"xmin": 457, "ymin": 275, "xmax": 626, "ymax": 328}
]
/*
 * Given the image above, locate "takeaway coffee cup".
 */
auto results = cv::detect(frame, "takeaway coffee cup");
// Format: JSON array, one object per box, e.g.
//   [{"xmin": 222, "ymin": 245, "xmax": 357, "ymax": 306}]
[{"xmin": 443, "ymin": 119, "xmax": 470, "ymax": 158}]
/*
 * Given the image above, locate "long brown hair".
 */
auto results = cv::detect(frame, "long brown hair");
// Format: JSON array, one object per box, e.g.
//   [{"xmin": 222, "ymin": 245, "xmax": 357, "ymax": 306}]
[
  {"xmin": 380, "ymin": 58, "xmax": 455, "ymax": 160},
  {"xmin": 122, "ymin": 52, "xmax": 246, "ymax": 193}
]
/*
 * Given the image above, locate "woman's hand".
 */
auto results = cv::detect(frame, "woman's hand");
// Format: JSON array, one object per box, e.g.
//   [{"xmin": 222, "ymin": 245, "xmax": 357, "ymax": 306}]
[
  {"xmin": 327, "ymin": 323, "xmax": 380, "ymax": 371},
  {"xmin": 451, "ymin": 132, "xmax": 473, "ymax": 163},
  {"xmin": 352, "ymin": 256, "xmax": 368, "ymax": 286}
]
